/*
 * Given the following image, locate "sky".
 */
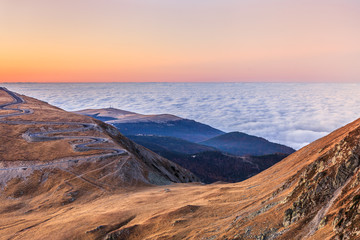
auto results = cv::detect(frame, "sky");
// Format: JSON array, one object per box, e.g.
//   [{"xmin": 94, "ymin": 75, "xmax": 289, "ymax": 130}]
[{"xmin": 1, "ymin": 0, "xmax": 360, "ymax": 82}]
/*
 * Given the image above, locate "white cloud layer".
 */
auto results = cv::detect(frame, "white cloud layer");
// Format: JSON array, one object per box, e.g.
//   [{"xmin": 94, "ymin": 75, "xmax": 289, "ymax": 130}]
[{"xmin": 3, "ymin": 82, "xmax": 360, "ymax": 150}]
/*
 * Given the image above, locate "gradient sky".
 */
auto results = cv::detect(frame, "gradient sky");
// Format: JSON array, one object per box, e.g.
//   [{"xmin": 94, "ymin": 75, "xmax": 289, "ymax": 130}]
[{"xmin": 1, "ymin": 0, "xmax": 360, "ymax": 82}]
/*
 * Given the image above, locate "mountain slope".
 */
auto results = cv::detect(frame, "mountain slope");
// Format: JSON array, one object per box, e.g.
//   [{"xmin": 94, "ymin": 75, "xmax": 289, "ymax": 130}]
[
  {"xmin": 0, "ymin": 87, "xmax": 198, "ymax": 195},
  {"xmin": 75, "ymin": 108, "xmax": 225, "ymax": 142},
  {"xmin": 160, "ymin": 151, "xmax": 289, "ymax": 183},
  {"xmin": 201, "ymin": 131, "xmax": 295, "ymax": 156}
]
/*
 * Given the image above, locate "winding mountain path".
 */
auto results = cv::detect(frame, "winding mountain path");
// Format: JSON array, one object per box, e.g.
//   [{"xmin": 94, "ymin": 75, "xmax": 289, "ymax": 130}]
[{"xmin": 0, "ymin": 87, "xmax": 128, "ymax": 180}]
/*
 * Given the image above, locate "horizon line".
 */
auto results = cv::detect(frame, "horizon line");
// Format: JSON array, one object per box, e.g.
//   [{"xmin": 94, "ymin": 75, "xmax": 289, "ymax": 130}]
[{"xmin": 1, "ymin": 81, "xmax": 360, "ymax": 84}]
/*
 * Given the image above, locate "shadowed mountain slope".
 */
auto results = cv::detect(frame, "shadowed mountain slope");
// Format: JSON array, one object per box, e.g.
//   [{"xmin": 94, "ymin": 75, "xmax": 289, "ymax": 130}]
[
  {"xmin": 160, "ymin": 151, "xmax": 289, "ymax": 183},
  {"xmin": 201, "ymin": 131, "xmax": 295, "ymax": 156},
  {"xmin": 126, "ymin": 135, "xmax": 217, "ymax": 155}
]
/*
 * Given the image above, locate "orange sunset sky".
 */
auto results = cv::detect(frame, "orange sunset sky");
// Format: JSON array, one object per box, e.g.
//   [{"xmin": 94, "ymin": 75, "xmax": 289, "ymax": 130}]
[{"xmin": 1, "ymin": 0, "xmax": 360, "ymax": 82}]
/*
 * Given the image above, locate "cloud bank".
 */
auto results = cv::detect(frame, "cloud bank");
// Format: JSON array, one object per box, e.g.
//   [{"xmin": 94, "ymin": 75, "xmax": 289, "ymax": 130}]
[{"xmin": 4, "ymin": 82, "xmax": 360, "ymax": 149}]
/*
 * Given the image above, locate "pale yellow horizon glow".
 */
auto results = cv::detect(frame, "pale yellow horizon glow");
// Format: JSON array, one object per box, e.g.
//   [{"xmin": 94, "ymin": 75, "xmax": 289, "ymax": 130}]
[{"xmin": 1, "ymin": 0, "xmax": 360, "ymax": 82}]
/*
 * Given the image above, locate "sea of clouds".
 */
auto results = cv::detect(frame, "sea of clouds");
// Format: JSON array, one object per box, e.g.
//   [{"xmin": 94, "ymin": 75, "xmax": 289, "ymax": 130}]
[{"xmin": 3, "ymin": 82, "xmax": 360, "ymax": 150}]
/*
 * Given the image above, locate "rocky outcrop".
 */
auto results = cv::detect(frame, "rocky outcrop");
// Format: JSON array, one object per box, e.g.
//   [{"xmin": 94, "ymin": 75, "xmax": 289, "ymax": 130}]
[{"xmin": 281, "ymin": 127, "xmax": 360, "ymax": 238}]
